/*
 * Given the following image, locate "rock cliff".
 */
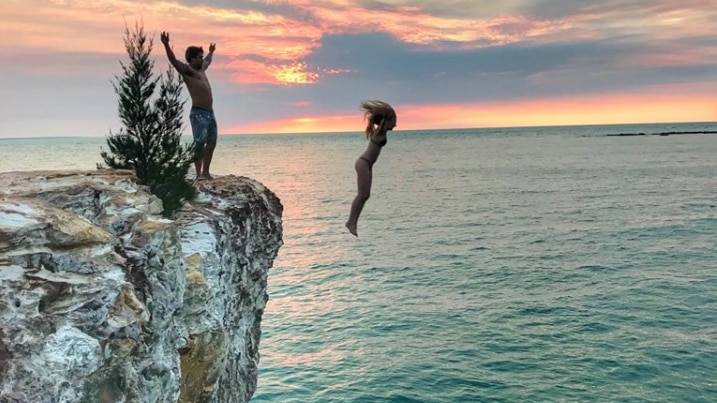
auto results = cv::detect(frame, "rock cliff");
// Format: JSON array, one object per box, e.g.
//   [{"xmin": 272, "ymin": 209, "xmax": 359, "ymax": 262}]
[{"xmin": 0, "ymin": 170, "xmax": 283, "ymax": 403}]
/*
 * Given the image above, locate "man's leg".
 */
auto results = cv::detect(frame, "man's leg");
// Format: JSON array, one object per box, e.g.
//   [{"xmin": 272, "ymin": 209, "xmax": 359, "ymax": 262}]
[
  {"xmin": 200, "ymin": 113, "xmax": 218, "ymax": 179},
  {"xmin": 194, "ymin": 159, "xmax": 202, "ymax": 179},
  {"xmin": 201, "ymin": 139, "xmax": 216, "ymax": 179},
  {"xmin": 189, "ymin": 108, "xmax": 207, "ymax": 180}
]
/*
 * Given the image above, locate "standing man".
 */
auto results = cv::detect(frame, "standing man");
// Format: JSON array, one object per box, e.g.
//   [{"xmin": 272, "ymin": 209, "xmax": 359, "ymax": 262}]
[{"xmin": 160, "ymin": 31, "xmax": 217, "ymax": 180}]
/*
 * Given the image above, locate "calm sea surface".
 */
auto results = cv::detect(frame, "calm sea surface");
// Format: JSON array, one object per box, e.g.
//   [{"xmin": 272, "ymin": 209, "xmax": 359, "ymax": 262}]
[{"xmin": 2, "ymin": 122, "xmax": 717, "ymax": 402}]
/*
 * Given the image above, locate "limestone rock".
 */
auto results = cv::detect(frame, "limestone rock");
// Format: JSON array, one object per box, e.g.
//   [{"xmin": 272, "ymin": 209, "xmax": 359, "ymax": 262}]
[{"xmin": 0, "ymin": 170, "xmax": 283, "ymax": 403}]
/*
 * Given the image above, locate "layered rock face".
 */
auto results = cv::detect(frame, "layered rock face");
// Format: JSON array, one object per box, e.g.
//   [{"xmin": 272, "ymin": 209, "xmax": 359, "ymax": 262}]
[{"xmin": 0, "ymin": 171, "xmax": 283, "ymax": 403}]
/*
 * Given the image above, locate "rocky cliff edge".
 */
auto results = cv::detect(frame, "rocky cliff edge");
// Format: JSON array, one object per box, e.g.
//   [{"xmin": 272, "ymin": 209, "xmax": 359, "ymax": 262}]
[{"xmin": 0, "ymin": 170, "xmax": 283, "ymax": 403}]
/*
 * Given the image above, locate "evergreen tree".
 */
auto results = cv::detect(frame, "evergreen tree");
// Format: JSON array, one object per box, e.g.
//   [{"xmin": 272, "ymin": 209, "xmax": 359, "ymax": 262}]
[{"xmin": 101, "ymin": 22, "xmax": 202, "ymax": 218}]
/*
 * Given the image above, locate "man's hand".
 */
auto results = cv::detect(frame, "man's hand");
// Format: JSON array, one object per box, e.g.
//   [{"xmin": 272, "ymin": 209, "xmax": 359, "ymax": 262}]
[
  {"xmin": 209, "ymin": 42, "xmax": 216, "ymax": 53},
  {"xmin": 160, "ymin": 31, "xmax": 186, "ymax": 74}
]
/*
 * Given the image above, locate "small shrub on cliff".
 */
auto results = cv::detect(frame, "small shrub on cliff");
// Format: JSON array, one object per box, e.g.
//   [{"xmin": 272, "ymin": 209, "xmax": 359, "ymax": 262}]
[{"xmin": 100, "ymin": 21, "xmax": 202, "ymax": 218}]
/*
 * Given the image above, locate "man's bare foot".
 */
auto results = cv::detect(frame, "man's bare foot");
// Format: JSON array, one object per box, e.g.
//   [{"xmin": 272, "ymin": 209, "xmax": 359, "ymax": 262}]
[
  {"xmin": 200, "ymin": 174, "xmax": 213, "ymax": 180},
  {"xmin": 345, "ymin": 222, "xmax": 357, "ymax": 237}
]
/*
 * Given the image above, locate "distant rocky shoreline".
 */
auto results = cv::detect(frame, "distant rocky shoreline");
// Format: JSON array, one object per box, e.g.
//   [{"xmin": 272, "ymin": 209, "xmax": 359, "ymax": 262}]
[{"xmin": 606, "ymin": 131, "xmax": 717, "ymax": 137}]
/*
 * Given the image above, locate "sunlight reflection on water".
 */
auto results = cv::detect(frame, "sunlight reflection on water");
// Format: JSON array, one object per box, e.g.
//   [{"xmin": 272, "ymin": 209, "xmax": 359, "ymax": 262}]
[{"xmin": 3, "ymin": 124, "xmax": 717, "ymax": 402}]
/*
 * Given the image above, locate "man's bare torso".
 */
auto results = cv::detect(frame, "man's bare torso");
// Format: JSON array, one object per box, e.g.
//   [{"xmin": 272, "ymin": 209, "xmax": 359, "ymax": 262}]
[{"xmin": 183, "ymin": 68, "xmax": 213, "ymax": 110}]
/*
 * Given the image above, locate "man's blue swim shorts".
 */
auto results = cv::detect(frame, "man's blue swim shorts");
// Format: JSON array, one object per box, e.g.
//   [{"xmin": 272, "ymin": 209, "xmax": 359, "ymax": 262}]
[{"xmin": 189, "ymin": 107, "xmax": 218, "ymax": 143}]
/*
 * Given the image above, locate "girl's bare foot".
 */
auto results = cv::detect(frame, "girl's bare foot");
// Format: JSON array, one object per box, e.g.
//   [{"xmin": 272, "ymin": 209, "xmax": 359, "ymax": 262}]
[{"xmin": 345, "ymin": 222, "xmax": 357, "ymax": 236}]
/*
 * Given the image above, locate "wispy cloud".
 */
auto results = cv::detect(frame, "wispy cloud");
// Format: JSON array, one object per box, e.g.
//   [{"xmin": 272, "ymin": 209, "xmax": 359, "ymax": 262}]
[{"xmin": 1, "ymin": 0, "xmax": 715, "ymax": 137}]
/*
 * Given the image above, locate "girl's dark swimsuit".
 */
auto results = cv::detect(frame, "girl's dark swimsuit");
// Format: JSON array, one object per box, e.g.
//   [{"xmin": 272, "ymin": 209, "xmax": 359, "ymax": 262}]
[
  {"xmin": 359, "ymin": 138, "xmax": 387, "ymax": 169},
  {"xmin": 372, "ymin": 138, "xmax": 388, "ymax": 147},
  {"xmin": 359, "ymin": 156, "xmax": 374, "ymax": 168}
]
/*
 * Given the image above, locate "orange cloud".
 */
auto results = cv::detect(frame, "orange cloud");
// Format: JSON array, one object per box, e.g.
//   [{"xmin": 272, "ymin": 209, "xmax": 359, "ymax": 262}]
[
  {"xmin": 0, "ymin": 0, "xmax": 585, "ymax": 85},
  {"xmin": 291, "ymin": 101, "xmax": 312, "ymax": 107},
  {"xmin": 226, "ymin": 113, "xmax": 359, "ymax": 134},
  {"xmin": 225, "ymin": 82, "xmax": 717, "ymax": 134},
  {"xmin": 272, "ymin": 61, "xmax": 319, "ymax": 85},
  {"xmin": 3, "ymin": 1, "xmax": 715, "ymax": 127},
  {"xmin": 400, "ymin": 81, "xmax": 717, "ymax": 129},
  {"xmin": 1, "ymin": 1, "xmax": 324, "ymax": 83},
  {"xmin": 6, "ymin": 0, "xmax": 715, "ymax": 87}
]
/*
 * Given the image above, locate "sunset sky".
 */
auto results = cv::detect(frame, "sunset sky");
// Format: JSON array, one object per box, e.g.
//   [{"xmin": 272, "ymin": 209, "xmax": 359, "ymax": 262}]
[{"xmin": 2, "ymin": 0, "xmax": 716, "ymax": 138}]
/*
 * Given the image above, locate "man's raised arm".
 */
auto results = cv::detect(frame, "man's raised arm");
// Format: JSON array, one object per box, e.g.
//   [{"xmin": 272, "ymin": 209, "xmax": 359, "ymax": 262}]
[
  {"xmin": 160, "ymin": 31, "xmax": 189, "ymax": 75},
  {"xmin": 202, "ymin": 42, "xmax": 216, "ymax": 71}
]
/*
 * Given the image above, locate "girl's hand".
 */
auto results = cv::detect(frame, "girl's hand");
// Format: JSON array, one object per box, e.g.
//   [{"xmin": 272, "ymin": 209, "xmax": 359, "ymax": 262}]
[{"xmin": 376, "ymin": 120, "xmax": 386, "ymax": 134}]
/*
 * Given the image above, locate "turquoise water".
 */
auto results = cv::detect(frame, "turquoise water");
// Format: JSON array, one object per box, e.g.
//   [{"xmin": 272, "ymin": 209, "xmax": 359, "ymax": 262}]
[{"xmin": 2, "ymin": 122, "xmax": 717, "ymax": 402}]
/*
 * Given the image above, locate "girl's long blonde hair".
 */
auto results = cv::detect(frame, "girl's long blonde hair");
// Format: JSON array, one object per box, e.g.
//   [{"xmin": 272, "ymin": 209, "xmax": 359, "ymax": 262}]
[{"xmin": 360, "ymin": 100, "xmax": 396, "ymax": 139}]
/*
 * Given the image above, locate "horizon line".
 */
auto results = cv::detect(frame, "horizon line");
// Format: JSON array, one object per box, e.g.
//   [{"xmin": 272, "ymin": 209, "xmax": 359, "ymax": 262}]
[{"xmin": 1, "ymin": 120, "xmax": 716, "ymax": 140}]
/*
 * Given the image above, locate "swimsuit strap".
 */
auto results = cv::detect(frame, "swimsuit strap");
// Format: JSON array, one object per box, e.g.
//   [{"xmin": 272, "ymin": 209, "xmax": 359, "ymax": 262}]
[{"xmin": 371, "ymin": 138, "xmax": 387, "ymax": 147}]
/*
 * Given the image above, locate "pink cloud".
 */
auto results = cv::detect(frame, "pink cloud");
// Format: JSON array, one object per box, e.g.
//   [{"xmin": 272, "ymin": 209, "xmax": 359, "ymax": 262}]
[{"xmin": 1, "ymin": 0, "xmax": 586, "ymax": 85}]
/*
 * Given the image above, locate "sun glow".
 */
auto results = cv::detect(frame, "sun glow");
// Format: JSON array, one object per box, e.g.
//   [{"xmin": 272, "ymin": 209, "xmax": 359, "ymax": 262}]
[
  {"xmin": 272, "ymin": 62, "xmax": 319, "ymax": 85},
  {"xmin": 3, "ymin": 1, "xmax": 716, "ymax": 138},
  {"xmin": 225, "ymin": 83, "xmax": 717, "ymax": 134}
]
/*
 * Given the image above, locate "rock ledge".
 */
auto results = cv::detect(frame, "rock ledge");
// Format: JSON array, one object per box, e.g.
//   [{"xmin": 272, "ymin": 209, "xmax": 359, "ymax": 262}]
[{"xmin": 0, "ymin": 170, "xmax": 283, "ymax": 403}]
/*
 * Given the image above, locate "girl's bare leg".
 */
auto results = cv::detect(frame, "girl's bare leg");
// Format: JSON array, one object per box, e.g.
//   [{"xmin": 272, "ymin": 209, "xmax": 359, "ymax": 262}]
[{"xmin": 346, "ymin": 159, "xmax": 372, "ymax": 236}]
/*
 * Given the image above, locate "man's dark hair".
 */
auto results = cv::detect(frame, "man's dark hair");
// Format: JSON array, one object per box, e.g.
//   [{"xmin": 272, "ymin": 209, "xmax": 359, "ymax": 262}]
[{"xmin": 185, "ymin": 46, "xmax": 204, "ymax": 62}]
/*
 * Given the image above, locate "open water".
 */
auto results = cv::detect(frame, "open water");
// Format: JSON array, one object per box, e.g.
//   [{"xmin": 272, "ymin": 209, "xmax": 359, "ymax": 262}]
[{"xmin": 1, "ymin": 122, "xmax": 716, "ymax": 402}]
